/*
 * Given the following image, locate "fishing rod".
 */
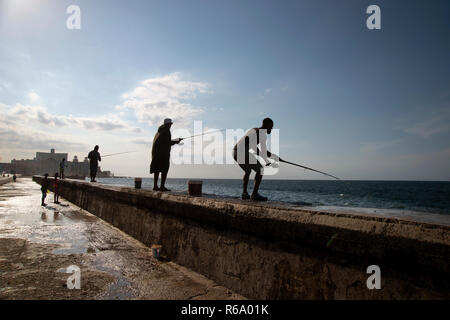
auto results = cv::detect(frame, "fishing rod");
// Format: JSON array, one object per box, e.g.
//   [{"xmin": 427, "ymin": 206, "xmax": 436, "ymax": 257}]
[
  {"xmin": 179, "ymin": 129, "xmax": 226, "ymax": 140},
  {"xmin": 279, "ymin": 158, "xmax": 340, "ymax": 180},
  {"xmin": 103, "ymin": 129, "xmax": 226, "ymax": 154},
  {"xmin": 102, "ymin": 151, "xmax": 139, "ymax": 158}
]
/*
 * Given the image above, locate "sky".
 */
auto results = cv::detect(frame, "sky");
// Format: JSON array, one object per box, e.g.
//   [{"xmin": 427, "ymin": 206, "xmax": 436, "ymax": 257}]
[{"xmin": 0, "ymin": 0, "xmax": 449, "ymax": 180}]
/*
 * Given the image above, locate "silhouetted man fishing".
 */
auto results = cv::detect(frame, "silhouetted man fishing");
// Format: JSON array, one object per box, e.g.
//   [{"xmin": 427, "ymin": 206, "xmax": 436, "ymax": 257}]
[
  {"xmin": 233, "ymin": 117, "xmax": 280, "ymax": 201},
  {"xmin": 150, "ymin": 118, "xmax": 182, "ymax": 191},
  {"xmin": 88, "ymin": 145, "xmax": 101, "ymax": 182}
]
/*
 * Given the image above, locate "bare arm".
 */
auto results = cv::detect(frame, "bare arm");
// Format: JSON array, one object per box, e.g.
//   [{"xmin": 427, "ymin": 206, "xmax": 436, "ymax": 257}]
[{"xmin": 258, "ymin": 131, "xmax": 279, "ymax": 162}]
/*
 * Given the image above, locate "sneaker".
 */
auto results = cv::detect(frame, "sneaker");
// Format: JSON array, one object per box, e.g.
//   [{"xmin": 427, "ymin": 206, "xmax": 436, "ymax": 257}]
[
  {"xmin": 160, "ymin": 186, "xmax": 171, "ymax": 192},
  {"xmin": 153, "ymin": 186, "xmax": 160, "ymax": 191},
  {"xmin": 251, "ymin": 193, "xmax": 268, "ymax": 201},
  {"xmin": 241, "ymin": 192, "xmax": 250, "ymax": 200}
]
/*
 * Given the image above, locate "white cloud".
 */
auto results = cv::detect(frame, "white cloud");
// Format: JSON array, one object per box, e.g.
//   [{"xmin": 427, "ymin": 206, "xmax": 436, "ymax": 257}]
[
  {"xmin": 0, "ymin": 100, "xmax": 143, "ymax": 163},
  {"xmin": 28, "ymin": 91, "xmax": 40, "ymax": 104},
  {"xmin": 0, "ymin": 102, "xmax": 141, "ymax": 133},
  {"xmin": 119, "ymin": 72, "xmax": 208, "ymax": 126},
  {"xmin": 130, "ymin": 138, "xmax": 153, "ymax": 145},
  {"xmin": 0, "ymin": 120, "xmax": 87, "ymax": 152},
  {"xmin": 69, "ymin": 115, "xmax": 142, "ymax": 133},
  {"xmin": 0, "ymin": 73, "xmax": 213, "ymax": 167}
]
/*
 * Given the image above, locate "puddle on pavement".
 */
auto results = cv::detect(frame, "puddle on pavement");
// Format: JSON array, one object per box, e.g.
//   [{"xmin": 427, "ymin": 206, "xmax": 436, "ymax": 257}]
[
  {"xmin": 1, "ymin": 179, "xmax": 136, "ymax": 299},
  {"xmin": 0, "ymin": 180, "xmax": 94, "ymax": 255},
  {"xmin": 86, "ymin": 251, "xmax": 136, "ymax": 300}
]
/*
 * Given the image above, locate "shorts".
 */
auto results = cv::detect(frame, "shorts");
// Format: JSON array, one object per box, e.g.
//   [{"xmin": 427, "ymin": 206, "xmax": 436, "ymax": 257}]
[{"xmin": 233, "ymin": 148, "xmax": 262, "ymax": 174}]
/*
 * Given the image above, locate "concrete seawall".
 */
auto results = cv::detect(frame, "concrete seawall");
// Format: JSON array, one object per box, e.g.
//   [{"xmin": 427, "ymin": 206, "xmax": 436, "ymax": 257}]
[{"xmin": 33, "ymin": 176, "xmax": 450, "ymax": 299}]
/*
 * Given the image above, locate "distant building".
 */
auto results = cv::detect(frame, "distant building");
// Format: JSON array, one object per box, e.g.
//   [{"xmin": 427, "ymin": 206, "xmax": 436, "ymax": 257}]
[
  {"xmin": 35, "ymin": 148, "xmax": 67, "ymax": 162},
  {"xmin": 1, "ymin": 149, "xmax": 113, "ymax": 178},
  {"xmin": 0, "ymin": 162, "xmax": 12, "ymax": 175}
]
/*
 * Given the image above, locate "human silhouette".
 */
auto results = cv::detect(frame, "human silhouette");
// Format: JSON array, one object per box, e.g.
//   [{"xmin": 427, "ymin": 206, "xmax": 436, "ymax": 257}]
[
  {"xmin": 233, "ymin": 118, "xmax": 280, "ymax": 201},
  {"xmin": 59, "ymin": 158, "xmax": 66, "ymax": 179},
  {"xmin": 54, "ymin": 173, "xmax": 60, "ymax": 204},
  {"xmin": 41, "ymin": 173, "xmax": 49, "ymax": 206},
  {"xmin": 150, "ymin": 118, "xmax": 182, "ymax": 191},
  {"xmin": 88, "ymin": 145, "xmax": 101, "ymax": 182}
]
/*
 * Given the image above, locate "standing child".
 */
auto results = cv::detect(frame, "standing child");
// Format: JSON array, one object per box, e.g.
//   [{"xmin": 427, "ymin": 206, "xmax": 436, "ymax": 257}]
[
  {"xmin": 54, "ymin": 173, "xmax": 60, "ymax": 204},
  {"xmin": 41, "ymin": 173, "xmax": 49, "ymax": 206}
]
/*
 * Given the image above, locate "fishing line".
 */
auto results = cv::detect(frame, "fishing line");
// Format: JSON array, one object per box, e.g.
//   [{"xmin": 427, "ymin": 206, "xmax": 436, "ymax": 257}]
[
  {"xmin": 179, "ymin": 129, "xmax": 226, "ymax": 140},
  {"xmin": 279, "ymin": 158, "xmax": 340, "ymax": 180},
  {"xmin": 102, "ymin": 151, "xmax": 139, "ymax": 158}
]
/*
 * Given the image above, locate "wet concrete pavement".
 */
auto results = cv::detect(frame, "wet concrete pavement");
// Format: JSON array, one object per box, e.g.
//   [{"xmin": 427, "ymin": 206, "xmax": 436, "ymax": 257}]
[
  {"xmin": 0, "ymin": 178, "xmax": 245, "ymax": 300},
  {"xmin": 0, "ymin": 177, "xmax": 13, "ymax": 185}
]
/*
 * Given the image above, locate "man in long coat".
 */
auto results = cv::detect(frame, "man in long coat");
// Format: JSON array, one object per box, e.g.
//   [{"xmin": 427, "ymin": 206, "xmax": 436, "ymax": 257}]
[
  {"xmin": 150, "ymin": 118, "xmax": 182, "ymax": 191},
  {"xmin": 88, "ymin": 145, "xmax": 101, "ymax": 182}
]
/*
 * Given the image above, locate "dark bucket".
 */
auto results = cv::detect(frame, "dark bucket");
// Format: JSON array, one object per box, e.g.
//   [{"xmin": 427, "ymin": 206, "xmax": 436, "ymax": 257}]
[
  {"xmin": 135, "ymin": 177, "xmax": 142, "ymax": 189},
  {"xmin": 188, "ymin": 180, "xmax": 203, "ymax": 196}
]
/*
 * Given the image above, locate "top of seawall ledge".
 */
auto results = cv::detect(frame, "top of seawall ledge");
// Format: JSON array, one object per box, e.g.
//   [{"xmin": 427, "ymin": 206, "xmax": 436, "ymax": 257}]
[{"xmin": 32, "ymin": 176, "xmax": 449, "ymax": 247}]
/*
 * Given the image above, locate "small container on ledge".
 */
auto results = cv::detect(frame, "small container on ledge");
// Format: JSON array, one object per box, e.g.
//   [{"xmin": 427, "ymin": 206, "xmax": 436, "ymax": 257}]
[
  {"xmin": 134, "ymin": 177, "xmax": 142, "ymax": 189},
  {"xmin": 188, "ymin": 180, "xmax": 203, "ymax": 196}
]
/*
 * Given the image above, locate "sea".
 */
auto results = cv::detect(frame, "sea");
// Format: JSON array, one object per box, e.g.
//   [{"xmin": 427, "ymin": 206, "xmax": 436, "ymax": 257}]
[{"xmin": 92, "ymin": 178, "xmax": 450, "ymax": 226}]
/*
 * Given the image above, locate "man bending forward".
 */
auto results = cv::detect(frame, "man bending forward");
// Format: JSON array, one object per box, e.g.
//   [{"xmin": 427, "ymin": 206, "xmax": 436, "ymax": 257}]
[{"xmin": 233, "ymin": 117, "xmax": 280, "ymax": 201}]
